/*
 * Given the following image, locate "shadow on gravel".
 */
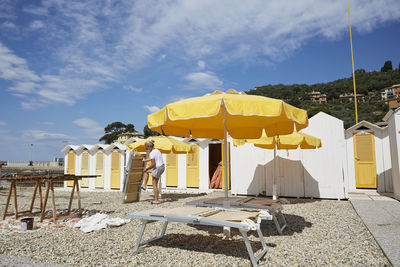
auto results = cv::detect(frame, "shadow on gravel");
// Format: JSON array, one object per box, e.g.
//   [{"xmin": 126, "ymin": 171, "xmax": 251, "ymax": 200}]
[
  {"xmin": 191, "ymin": 213, "xmax": 312, "ymax": 237},
  {"xmin": 159, "ymin": 193, "xmax": 207, "ymax": 203},
  {"xmin": 145, "ymin": 233, "xmax": 276, "ymax": 260}
]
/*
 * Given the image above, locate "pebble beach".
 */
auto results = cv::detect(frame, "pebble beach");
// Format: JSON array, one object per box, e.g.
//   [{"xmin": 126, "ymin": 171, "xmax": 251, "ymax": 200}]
[{"xmin": 0, "ymin": 188, "xmax": 391, "ymax": 266}]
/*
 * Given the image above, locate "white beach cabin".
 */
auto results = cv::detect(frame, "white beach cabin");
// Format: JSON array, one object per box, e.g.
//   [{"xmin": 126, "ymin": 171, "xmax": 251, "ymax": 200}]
[
  {"xmin": 345, "ymin": 121, "xmax": 392, "ymax": 193},
  {"xmin": 231, "ymin": 112, "xmax": 348, "ymax": 199}
]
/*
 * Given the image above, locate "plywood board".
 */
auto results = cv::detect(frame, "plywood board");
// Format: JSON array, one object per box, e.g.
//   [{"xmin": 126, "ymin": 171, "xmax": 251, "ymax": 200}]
[{"xmin": 122, "ymin": 153, "xmax": 145, "ymax": 204}]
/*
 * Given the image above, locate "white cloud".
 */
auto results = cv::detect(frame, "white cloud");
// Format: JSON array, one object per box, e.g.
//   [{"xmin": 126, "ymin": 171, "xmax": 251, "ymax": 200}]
[
  {"xmin": 0, "ymin": 120, "xmax": 6, "ymax": 126},
  {"xmin": 1, "ymin": 0, "xmax": 400, "ymax": 109},
  {"xmin": 124, "ymin": 85, "xmax": 143, "ymax": 93},
  {"xmin": 197, "ymin": 60, "xmax": 206, "ymax": 70},
  {"xmin": 22, "ymin": 6, "xmax": 49, "ymax": 16},
  {"xmin": 184, "ymin": 71, "xmax": 223, "ymax": 90},
  {"xmin": 0, "ymin": 129, "xmax": 8, "ymax": 133},
  {"xmin": 144, "ymin": 105, "xmax": 160, "ymax": 113},
  {"xmin": 73, "ymin": 117, "xmax": 104, "ymax": 139},
  {"xmin": 30, "ymin": 20, "xmax": 45, "ymax": 30},
  {"xmin": 40, "ymin": 121, "xmax": 55, "ymax": 125},
  {"xmin": 0, "ymin": 42, "xmax": 40, "ymax": 82},
  {"xmin": 22, "ymin": 130, "xmax": 75, "ymax": 141},
  {"xmin": 157, "ymin": 54, "xmax": 167, "ymax": 62},
  {"xmin": 0, "ymin": 0, "xmax": 15, "ymax": 19},
  {"xmin": 1, "ymin": 21, "xmax": 16, "ymax": 29}
]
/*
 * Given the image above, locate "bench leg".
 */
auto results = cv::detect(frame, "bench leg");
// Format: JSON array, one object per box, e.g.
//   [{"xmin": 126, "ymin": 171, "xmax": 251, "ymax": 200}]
[
  {"xmin": 278, "ymin": 211, "xmax": 287, "ymax": 232},
  {"xmin": 134, "ymin": 220, "xmax": 168, "ymax": 253},
  {"xmin": 240, "ymin": 226, "xmax": 268, "ymax": 267},
  {"xmin": 272, "ymin": 211, "xmax": 287, "ymax": 235}
]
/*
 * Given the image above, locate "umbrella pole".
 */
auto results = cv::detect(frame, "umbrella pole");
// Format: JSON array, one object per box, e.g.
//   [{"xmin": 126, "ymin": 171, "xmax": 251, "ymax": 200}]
[
  {"xmin": 272, "ymin": 136, "xmax": 278, "ymax": 200},
  {"xmin": 223, "ymin": 110, "xmax": 229, "ymax": 203}
]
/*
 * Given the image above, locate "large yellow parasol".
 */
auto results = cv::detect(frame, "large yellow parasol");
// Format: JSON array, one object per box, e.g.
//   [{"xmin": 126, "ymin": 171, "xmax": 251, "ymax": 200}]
[
  {"xmin": 234, "ymin": 130, "xmax": 321, "ymax": 199},
  {"xmin": 126, "ymin": 136, "xmax": 193, "ymax": 154},
  {"xmin": 148, "ymin": 89, "xmax": 309, "ymax": 201}
]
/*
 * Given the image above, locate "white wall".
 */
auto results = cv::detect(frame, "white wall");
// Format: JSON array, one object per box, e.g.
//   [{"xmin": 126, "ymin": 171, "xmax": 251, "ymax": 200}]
[
  {"xmin": 231, "ymin": 112, "xmax": 348, "ymax": 199},
  {"xmin": 389, "ymin": 111, "xmax": 400, "ymax": 199},
  {"xmin": 231, "ymin": 141, "xmax": 267, "ymax": 196},
  {"xmin": 302, "ymin": 112, "xmax": 347, "ymax": 199},
  {"xmin": 198, "ymin": 142, "xmax": 210, "ymax": 191}
]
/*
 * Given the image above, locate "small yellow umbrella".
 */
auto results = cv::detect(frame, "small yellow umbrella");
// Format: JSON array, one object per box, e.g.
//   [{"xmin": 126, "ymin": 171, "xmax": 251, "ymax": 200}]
[
  {"xmin": 234, "ymin": 131, "xmax": 321, "ymax": 199},
  {"xmin": 126, "ymin": 136, "xmax": 193, "ymax": 154},
  {"xmin": 148, "ymin": 89, "xmax": 309, "ymax": 201}
]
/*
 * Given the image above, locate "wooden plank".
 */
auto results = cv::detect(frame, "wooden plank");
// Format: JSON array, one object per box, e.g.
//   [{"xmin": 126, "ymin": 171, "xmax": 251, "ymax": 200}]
[
  {"xmin": 13, "ymin": 182, "xmax": 18, "ymax": 220},
  {"xmin": 207, "ymin": 211, "xmax": 259, "ymax": 222},
  {"xmin": 67, "ymin": 178, "xmax": 75, "ymax": 214},
  {"xmin": 50, "ymin": 181, "xmax": 57, "ymax": 222},
  {"xmin": 29, "ymin": 180, "xmax": 39, "ymax": 212},
  {"xmin": 2, "ymin": 182, "xmax": 13, "ymax": 220},
  {"xmin": 75, "ymin": 178, "xmax": 81, "ymax": 215},
  {"xmin": 40, "ymin": 182, "xmax": 51, "ymax": 222}
]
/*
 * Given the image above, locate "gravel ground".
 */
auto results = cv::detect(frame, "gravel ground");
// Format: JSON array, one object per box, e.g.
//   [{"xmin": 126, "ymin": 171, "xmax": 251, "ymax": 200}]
[{"xmin": 0, "ymin": 187, "xmax": 391, "ymax": 266}]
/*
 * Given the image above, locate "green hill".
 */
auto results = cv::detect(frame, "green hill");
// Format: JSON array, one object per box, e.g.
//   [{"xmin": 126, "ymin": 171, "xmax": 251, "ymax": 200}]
[{"xmin": 247, "ymin": 64, "xmax": 400, "ymax": 128}]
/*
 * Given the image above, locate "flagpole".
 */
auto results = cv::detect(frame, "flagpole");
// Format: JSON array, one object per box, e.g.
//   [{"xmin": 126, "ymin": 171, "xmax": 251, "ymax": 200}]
[{"xmin": 348, "ymin": 0, "xmax": 359, "ymax": 123}]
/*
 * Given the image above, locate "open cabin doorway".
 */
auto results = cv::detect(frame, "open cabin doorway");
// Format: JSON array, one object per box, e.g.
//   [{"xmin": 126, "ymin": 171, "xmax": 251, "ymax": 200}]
[{"xmin": 209, "ymin": 143, "xmax": 221, "ymax": 184}]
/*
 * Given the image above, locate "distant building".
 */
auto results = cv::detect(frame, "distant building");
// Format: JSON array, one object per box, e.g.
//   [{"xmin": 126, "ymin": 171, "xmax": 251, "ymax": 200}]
[
  {"xmin": 307, "ymin": 91, "xmax": 327, "ymax": 103},
  {"xmin": 116, "ymin": 131, "xmax": 144, "ymax": 144},
  {"xmin": 339, "ymin": 93, "xmax": 365, "ymax": 103},
  {"xmin": 381, "ymin": 84, "xmax": 400, "ymax": 109}
]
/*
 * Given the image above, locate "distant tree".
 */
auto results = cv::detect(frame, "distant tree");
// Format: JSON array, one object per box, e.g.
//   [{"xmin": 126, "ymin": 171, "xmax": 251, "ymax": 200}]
[
  {"xmin": 355, "ymin": 69, "xmax": 366, "ymax": 74},
  {"xmin": 143, "ymin": 125, "xmax": 161, "ymax": 138},
  {"xmin": 307, "ymin": 107, "xmax": 331, "ymax": 118},
  {"xmin": 381, "ymin": 60, "xmax": 393, "ymax": 72},
  {"xmin": 99, "ymin": 122, "xmax": 136, "ymax": 144},
  {"xmin": 398, "ymin": 63, "xmax": 400, "ymax": 72}
]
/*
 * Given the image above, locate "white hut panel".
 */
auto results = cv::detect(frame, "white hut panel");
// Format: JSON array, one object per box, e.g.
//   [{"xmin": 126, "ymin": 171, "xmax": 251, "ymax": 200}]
[
  {"xmin": 388, "ymin": 110, "xmax": 400, "ymax": 199},
  {"xmin": 301, "ymin": 112, "xmax": 348, "ymax": 199},
  {"xmin": 231, "ymin": 142, "xmax": 267, "ymax": 196},
  {"xmin": 94, "ymin": 149, "xmax": 106, "ymax": 189}
]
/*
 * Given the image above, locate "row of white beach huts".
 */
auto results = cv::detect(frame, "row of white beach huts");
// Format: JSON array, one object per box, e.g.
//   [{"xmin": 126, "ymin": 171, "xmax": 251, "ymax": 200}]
[{"xmin": 62, "ymin": 110, "xmax": 400, "ymax": 200}]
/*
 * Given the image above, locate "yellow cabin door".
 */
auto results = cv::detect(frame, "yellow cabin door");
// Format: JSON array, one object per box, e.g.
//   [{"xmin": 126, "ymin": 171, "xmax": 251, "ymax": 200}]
[
  {"xmin": 95, "ymin": 151, "xmax": 105, "ymax": 188},
  {"xmin": 110, "ymin": 151, "xmax": 121, "ymax": 189},
  {"xmin": 353, "ymin": 132, "xmax": 377, "ymax": 188},
  {"xmin": 186, "ymin": 145, "xmax": 199, "ymax": 188},
  {"xmin": 66, "ymin": 152, "xmax": 76, "ymax": 187},
  {"xmin": 80, "ymin": 151, "xmax": 89, "ymax": 187},
  {"xmin": 221, "ymin": 142, "xmax": 230, "ymax": 190},
  {"xmin": 166, "ymin": 153, "xmax": 178, "ymax": 187}
]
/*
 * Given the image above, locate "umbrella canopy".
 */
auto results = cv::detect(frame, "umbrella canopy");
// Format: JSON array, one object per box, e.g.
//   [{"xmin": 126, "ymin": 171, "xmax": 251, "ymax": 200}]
[
  {"xmin": 126, "ymin": 136, "xmax": 193, "ymax": 154},
  {"xmin": 234, "ymin": 130, "xmax": 321, "ymax": 199},
  {"xmin": 233, "ymin": 131, "xmax": 321, "ymax": 150},
  {"xmin": 147, "ymin": 89, "xmax": 309, "ymax": 202},
  {"xmin": 148, "ymin": 89, "xmax": 309, "ymax": 139}
]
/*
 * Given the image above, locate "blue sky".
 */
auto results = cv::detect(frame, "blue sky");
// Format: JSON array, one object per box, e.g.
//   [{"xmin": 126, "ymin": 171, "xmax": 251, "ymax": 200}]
[{"xmin": 0, "ymin": 0, "xmax": 399, "ymax": 161}]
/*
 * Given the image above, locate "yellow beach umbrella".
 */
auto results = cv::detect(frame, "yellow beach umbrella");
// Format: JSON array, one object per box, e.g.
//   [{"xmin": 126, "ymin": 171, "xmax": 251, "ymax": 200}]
[
  {"xmin": 234, "ymin": 131, "xmax": 321, "ymax": 199},
  {"xmin": 126, "ymin": 136, "xmax": 193, "ymax": 154},
  {"xmin": 234, "ymin": 131, "xmax": 321, "ymax": 149},
  {"xmin": 148, "ymin": 89, "xmax": 309, "ymax": 201}
]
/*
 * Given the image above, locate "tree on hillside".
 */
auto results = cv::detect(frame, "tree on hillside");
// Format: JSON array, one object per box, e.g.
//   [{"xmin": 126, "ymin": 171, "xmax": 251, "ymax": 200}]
[
  {"xmin": 381, "ymin": 60, "xmax": 393, "ymax": 72},
  {"xmin": 143, "ymin": 125, "xmax": 161, "ymax": 138},
  {"xmin": 99, "ymin": 122, "xmax": 136, "ymax": 144}
]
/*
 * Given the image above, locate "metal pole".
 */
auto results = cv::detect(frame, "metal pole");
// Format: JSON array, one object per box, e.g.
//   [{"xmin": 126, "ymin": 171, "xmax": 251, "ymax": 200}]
[
  {"xmin": 348, "ymin": 0, "xmax": 358, "ymax": 123},
  {"xmin": 272, "ymin": 137, "xmax": 277, "ymax": 200},
  {"xmin": 223, "ymin": 108, "xmax": 229, "ymax": 202},
  {"xmin": 29, "ymin": 144, "xmax": 33, "ymax": 166}
]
